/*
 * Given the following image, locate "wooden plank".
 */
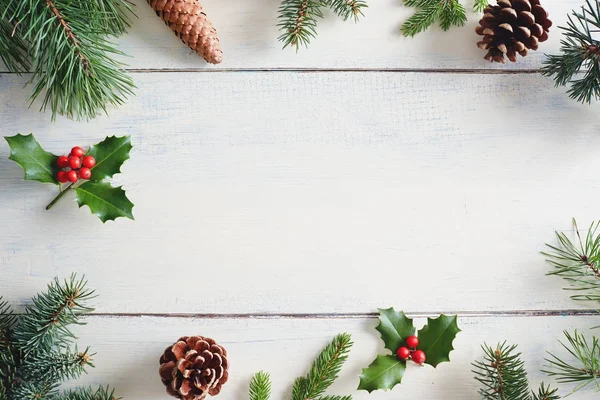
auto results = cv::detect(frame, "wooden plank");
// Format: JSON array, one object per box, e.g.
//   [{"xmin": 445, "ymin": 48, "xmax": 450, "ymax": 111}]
[
  {"xmin": 1, "ymin": 71, "xmax": 598, "ymax": 314},
  {"xmin": 62, "ymin": 314, "xmax": 595, "ymax": 399},
  {"xmin": 0, "ymin": 0, "xmax": 584, "ymax": 71}
]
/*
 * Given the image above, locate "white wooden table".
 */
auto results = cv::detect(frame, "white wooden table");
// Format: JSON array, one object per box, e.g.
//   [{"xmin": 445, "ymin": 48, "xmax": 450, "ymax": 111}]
[{"xmin": 1, "ymin": 1, "xmax": 599, "ymax": 398}]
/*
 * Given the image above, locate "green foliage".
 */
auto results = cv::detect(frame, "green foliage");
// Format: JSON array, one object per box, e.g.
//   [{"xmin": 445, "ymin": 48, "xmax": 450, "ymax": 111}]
[
  {"xmin": 278, "ymin": 0, "xmax": 367, "ymax": 50},
  {"xmin": 0, "ymin": 17, "xmax": 27, "ymax": 72},
  {"xmin": 0, "ymin": 0, "xmax": 135, "ymax": 120},
  {"xmin": 75, "ymin": 182, "xmax": 134, "ymax": 223},
  {"xmin": 249, "ymin": 371, "xmax": 272, "ymax": 400},
  {"xmin": 5, "ymin": 134, "xmax": 59, "ymax": 185},
  {"xmin": 544, "ymin": 330, "xmax": 600, "ymax": 393},
  {"xmin": 249, "ymin": 333, "xmax": 353, "ymax": 400},
  {"xmin": 0, "ymin": 275, "xmax": 118, "ymax": 400},
  {"xmin": 417, "ymin": 314, "xmax": 461, "ymax": 367},
  {"xmin": 541, "ymin": 0, "xmax": 600, "ymax": 104},
  {"xmin": 543, "ymin": 219, "xmax": 600, "ymax": 303},
  {"xmin": 401, "ymin": 0, "xmax": 467, "ymax": 37},
  {"xmin": 5, "ymin": 134, "xmax": 134, "ymax": 222},
  {"xmin": 359, "ymin": 308, "xmax": 459, "ymax": 392},
  {"xmin": 473, "ymin": 342, "xmax": 559, "ymax": 400},
  {"xmin": 473, "ymin": 0, "xmax": 488, "ymax": 13}
]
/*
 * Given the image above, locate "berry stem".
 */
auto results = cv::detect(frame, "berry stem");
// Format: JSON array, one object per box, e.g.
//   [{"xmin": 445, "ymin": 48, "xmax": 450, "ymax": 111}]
[{"xmin": 46, "ymin": 184, "xmax": 74, "ymax": 210}]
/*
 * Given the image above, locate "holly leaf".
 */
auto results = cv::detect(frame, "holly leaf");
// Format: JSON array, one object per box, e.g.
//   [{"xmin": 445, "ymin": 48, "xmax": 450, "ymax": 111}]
[
  {"xmin": 74, "ymin": 181, "xmax": 134, "ymax": 223},
  {"xmin": 358, "ymin": 355, "xmax": 405, "ymax": 392},
  {"xmin": 417, "ymin": 314, "xmax": 461, "ymax": 367},
  {"xmin": 5, "ymin": 134, "xmax": 58, "ymax": 185},
  {"xmin": 375, "ymin": 307, "xmax": 415, "ymax": 353},
  {"xmin": 87, "ymin": 135, "xmax": 132, "ymax": 181}
]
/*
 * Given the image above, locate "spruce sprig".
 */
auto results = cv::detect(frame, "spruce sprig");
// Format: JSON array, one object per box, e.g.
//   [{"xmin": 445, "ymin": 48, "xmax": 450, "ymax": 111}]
[
  {"xmin": 473, "ymin": 342, "xmax": 559, "ymax": 400},
  {"xmin": 0, "ymin": 17, "xmax": 28, "ymax": 72},
  {"xmin": 401, "ymin": 0, "xmax": 468, "ymax": 37},
  {"xmin": 277, "ymin": 0, "xmax": 367, "ymax": 50},
  {"xmin": 473, "ymin": 0, "xmax": 488, "ymax": 13},
  {"xmin": 541, "ymin": 0, "xmax": 600, "ymax": 104},
  {"xmin": 544, "ymin": 330, "xmax": 600, "ymax": 393},
  {"xmin": 0, "ymin": 0, "xmax": 135, "ymax": 120},
  {"xmin": 542, "ymin": 219, "xmax": 600, "ymax": 303},
  {"xmin": 248, "ymin": 333, "xmax": 353, "ymax": 400}
]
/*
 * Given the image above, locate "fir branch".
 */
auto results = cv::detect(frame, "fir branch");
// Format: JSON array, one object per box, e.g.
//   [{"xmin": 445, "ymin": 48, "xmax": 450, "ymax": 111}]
[
  {"xmin": 12, "ymin": 274, "xmax": 95, "ymax": 355},
  {"xmin": 55, "ymin": 386, "xmax": 118, "ymax": 400},
  {"xmin": 291, "ymin": 333, "xmax": 353, "ymax": 400},
  {"xmin": 543, "ymin": 219, "xmax": 600, "ymax": 303},
  {"xmin": 541, "ymin": 0, "xmax": 600, "ymax": 104},
  {"xmin": 473, "ymin": 342, "xmax": 531, "ymax": 400},
  {"xmin": 0, "ymin": 298, "xmax": 16, "ymax": 345},
  {"xmin": 0, "ymin": 16, "xmax": 28, "ymax": 72},
  {"xmin": 1, "ymin": 0, "xmax": 135, "ymax": 120},
  {"xmin": 401, "ymin": 0, "xmax": 467, "ymax": 37},
  {"xmin": 544, "ymin": 330, "xmax": 600, "ymax": 393},
  {"xmin": 9, "ymin": 381, "xmax": 58, "ymax": 400},
  {"xmin": 278, "ymin": 0, "xmax": 324, "ymax": 50},
  {"xmin": 531, "ymin": 383, "xmax": 561, "ymax": 400},
  {"xmin": 249, "ymin": 371, "xmax": 272, "ymax": 400},
  {"xmin": 326, "ymin": 0, "xmax": 367, "ymax": 22},
  {"xmin": 473, "ymin": 0, "xmax": 488, "ymax": 13},
  {"xmin": 20, "ymin": 346, "xmax": 94, "ymax": 383}
]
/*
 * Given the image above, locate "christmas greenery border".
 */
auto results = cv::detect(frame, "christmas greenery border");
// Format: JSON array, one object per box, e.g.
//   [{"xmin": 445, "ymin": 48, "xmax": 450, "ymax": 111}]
[{"xmin": 5, "ymin": 134, "xmax": 134, "ymax": 223}]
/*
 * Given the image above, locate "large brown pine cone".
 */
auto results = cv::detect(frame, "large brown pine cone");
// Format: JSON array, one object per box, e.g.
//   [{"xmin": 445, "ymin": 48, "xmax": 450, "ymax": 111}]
[
  {"xmin": 147, "ymin": 0, "xmax": 223, "ymax": 64},
  {"xmin": 159, "ymin": 336, "xmax": 229, "ymax": 400},
  {"xmin": 476, "ymin": 0, "xmax": 551, "ymax": 63}
]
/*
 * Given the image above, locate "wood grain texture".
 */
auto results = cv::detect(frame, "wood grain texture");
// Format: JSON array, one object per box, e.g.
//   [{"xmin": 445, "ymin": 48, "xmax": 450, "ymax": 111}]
[
  {"xmin": 62, "ymin": 315, "xmax": 595, "ymax": 399},
  {"xmin": 0, "ymin": 0, "xmax": 586, "ymax": 72},
  {"xmin": 1, "ymin": 71, "xmax": 598, "ymax": 314}
]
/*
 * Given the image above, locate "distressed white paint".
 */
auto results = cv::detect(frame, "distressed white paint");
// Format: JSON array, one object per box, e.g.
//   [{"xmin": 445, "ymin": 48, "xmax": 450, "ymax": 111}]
[
  {"xmin": 63, "ymin": 315, "xmax": 595, "ymax": 399},
  {"xmin": 0, "ymin": 0, "xmax": 585, "ymax": 72},
  {"xmin": 1, "ymin": 2, "xmax": 599, "ymax": 398}
]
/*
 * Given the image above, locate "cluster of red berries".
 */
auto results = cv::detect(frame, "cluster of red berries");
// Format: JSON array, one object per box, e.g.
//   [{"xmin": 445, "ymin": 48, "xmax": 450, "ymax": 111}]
[
  {"xmin": 56, "ymin": 146, "xmax": 96, "ymax": 183},
  {"xmin": 396, "ymin": 335, "xmax": 426, "ymax": 365}
]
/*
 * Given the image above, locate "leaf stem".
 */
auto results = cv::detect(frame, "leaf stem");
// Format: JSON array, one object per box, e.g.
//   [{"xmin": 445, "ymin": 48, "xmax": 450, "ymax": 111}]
[{"xmin": 46, "ymin": 184, "xmax": 73, "ymax": 210}]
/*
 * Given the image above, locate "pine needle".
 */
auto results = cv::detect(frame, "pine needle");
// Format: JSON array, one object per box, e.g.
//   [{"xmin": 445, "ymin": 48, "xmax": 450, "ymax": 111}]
[
  {"xmin": 326, "ymin": 0, "xmax": 367, "ymax": 22},
  {"xmin": 249, "ymin": 371, "xmax": 272, "ymax": 400},
  {"xmin": 401, "ymin": 0, "xmax": 467, "ymax": 37},
  {"xmin": 473, "ymin": 0, "xmax": 488, "ymax": 13}
]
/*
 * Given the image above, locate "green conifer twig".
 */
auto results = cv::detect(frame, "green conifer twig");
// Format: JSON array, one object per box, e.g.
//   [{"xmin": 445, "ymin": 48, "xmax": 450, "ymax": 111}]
[
  {"xmin": 401, "ymin": 0, "xmax": 467, "ymax": 37},
  {"xmin": 249, "ymin": 371, "xmax": 272, "ymax": 400}
]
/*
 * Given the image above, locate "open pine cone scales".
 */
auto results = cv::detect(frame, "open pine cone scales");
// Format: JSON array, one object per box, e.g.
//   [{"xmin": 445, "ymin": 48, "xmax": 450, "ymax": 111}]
[
  {"xmin": 159, "ymin": 336, "xmax": 229, "ymax": 400},
  {"xmin": 476, "ymin": 0, "xmax": 551, "ymax": 63},
  {"xmin": 147, "ymin": 0, "xmax": 223, "ymax": 64}
]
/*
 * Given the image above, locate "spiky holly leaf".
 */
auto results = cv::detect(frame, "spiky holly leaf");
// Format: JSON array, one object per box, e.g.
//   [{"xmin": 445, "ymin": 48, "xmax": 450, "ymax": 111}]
[
  {"xmin": 375, "ymin": 307, "xmax": 415, "ymax": 353},
  {"xmin": 87, "ymin": 136, "xmax": 132, "ymax": 181},
  {"xmin": 417, "ymin": 314, "xmax": 460, "ymax": 367},
  {"xmin": 358, "ymin": 355, "xmax": 405, "ymax": 392},
  {"xmin": 4, "ymin": 134, "xmax": 58, "ymax": 185},
  {"xmin": 74, "ymin": 181, "xmax": 134, "ymax": 223}
]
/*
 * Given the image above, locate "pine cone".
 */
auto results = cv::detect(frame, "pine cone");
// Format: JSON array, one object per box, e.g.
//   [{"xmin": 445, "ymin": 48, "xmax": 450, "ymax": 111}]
[
  {"xmin": 147, "ymin": 0, "xmax": 223, "ymax": 64},
  {"xmin": 159, "ymin": 336, "xmax": 229, "ymax": 400},
  {"xmin": 476, "ymin": 0, "xmax": 551, "ymax": 63}
]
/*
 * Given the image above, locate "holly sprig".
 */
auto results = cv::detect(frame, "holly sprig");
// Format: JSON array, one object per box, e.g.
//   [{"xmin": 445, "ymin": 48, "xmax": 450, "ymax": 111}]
[
  {"xmin": 358, "ymin": 308, "xmax": 460, "ymax": 392},
  {"xmin": 5, "ymin": 134, "xmax": 134, "ymax": 223}
]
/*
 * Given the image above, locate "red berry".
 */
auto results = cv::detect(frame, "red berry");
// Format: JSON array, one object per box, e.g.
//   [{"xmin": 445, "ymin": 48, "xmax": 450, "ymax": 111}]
[
  {"xmin": 68, "ymin": 156, "xmax": 81, "ymax": 169},
  {"xmin": 405, "ymin": 335, "xmax": 419, "ymax": 348},
  {"xmin": 57, "ymin": 170, "xmax": 68, "ymax": 183},
  {"xmin": 67, "ymin": 170, "xmax": 78, "ymax": 183},
  {"xmin": 396, "ymin": 346, "xmax": 410, "ymax": 360},
  {"xmin": 57, "ymin": 155, "xmax": 69, "ymax": 168},
  {"xmin": 70, "ymin": 146, "xmax": 85, "ymax": 158},
  {"xmin": 79, "ymin": 167, "xmax": 91, "ymax": 180},
  {"xmin": 412, "ymin": 350, "xmax": 426, "ymax": 365},
  {"xmin": 82, "ymin": 155, "xmax": 96, "ymax": 168}
]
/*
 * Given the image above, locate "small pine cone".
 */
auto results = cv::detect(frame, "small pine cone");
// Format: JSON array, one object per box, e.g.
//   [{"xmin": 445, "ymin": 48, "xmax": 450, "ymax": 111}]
[
  {"xmin": 147, "ymin": 0, "xmax": 223, "ymax": 64},
  {"xmin": 159, "ymin": 336, "xmax": 229, "ymax": 400},
  {"xmin": 476, "ymin": 0, "xmax": 551, "ymax": 63}
]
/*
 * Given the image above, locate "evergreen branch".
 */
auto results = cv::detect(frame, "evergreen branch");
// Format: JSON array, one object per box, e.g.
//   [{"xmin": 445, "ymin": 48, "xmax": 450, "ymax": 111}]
[
  {"xmin": 544, "ymin": 330, "xmax": 600, "ymax": 393},
  {"xmin": 20, "ymin": 346, "xmax": 94, "ymax": 383},
  {"xmin": 543, "ymin": 219, "xmax": 600, "ymax": 303},
  {"xmin": 12, "ymin": 274, "xmax": 95, "ymax": 355},
  {"xmin": 277, "ymin": 0, "xmax": 324, "ymax": 50},
  {"xmin": 401, "ymin": 0, "xmax": 467, "ymax": 37},
  {"xmin": 317, "ymin": 396, "xmax": 352, "ymax": 400},
  {"xmin": 531, "ymin": 383, "xmax": 561, "ymax": 400},
  {"xmin": 9, "ymin": 381, "xmax": 58, "ymax": 400},
  {"xmin": 55, "ymin": 386, "xmax": 119, "ymax": 400},
  {"xmin": 325, "ymin": 0, "xmax": 367, "ymax": 22},
  {"xmin": 2, "ymin": 0, "xmax": 135, "ymax": 120},
  {"xmin": 0, "ymin": 298, "xmax": 16, "ymax": 345},
  {"xmin": 472, "ymin": 342, "xmax": 531, "ymax": 400},
  {"xmin": 249, "ymin": 371, "xmax": 272, "ymax": 400},
  {"xmin": 473, "ymin": 0, "xmax": 488, "ymax": 13},
  {"xmin": 0, "ymin": 16, "xmax": 28, "ymax": 72},
  {"xmin": 541, "ymin": 0, "xmax": 600, "ymax": 104},
  {"xmin": 291, "ymin": 333, "xmax": 353, "ymax": 400}
]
